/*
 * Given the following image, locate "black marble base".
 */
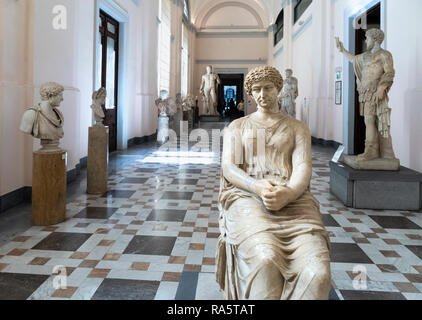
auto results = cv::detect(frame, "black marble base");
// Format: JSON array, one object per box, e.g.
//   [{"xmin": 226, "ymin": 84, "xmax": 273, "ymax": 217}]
[{"xmin": 330, "ymin": 161, "xmax": 422, "ymax": 210}]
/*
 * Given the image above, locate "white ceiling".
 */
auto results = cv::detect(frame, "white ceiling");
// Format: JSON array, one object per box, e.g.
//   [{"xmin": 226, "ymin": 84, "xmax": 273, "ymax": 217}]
[{"xmin": 189, "ymin": 0, "xmax": 275, "ymax": 27}]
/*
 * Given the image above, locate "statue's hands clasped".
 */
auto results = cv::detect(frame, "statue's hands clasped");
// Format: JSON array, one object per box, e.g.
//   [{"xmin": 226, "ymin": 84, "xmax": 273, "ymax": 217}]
[{"xmin": 253, "ymin": 179, "xmax": 296, "ymax": 212}]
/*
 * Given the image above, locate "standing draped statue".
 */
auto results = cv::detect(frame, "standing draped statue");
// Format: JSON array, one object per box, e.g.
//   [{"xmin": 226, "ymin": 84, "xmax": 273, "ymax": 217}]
[
  {"xmin": 200, "ymin": 65, "xmax": 221, "ymax": 115},
  {"xmin": 20, "ymin": 82, "xmax": 65, "ymax": 152},
  {"xmin": 217, "ymin": 66, "xmax": 331, "ymax": 300},
  {"xmin": 336, "ymin": 28, "xmax": 399, "ymax": 170},
  {"xmin": 279, "ymin": 69, "xmax": 298, "ymax": 119}
]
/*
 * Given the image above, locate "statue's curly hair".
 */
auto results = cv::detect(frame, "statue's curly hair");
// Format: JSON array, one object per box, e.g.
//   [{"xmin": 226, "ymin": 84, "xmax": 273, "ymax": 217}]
[
  {"xmin": 245, "ymin": 66, "xmax": 284, "ymax": 96},
  {"xmin": 366, "ymin": 28, "xmax": 384, "ymax": 44},
  {"xmin": 40, "ymin": 82, "xmax": 64, "ymax": 100}
]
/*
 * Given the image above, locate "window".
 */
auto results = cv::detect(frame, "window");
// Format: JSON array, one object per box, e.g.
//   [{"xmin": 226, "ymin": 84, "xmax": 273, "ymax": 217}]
[
  {"xmin": 274, "ymin": 10, "xmax": 284, "ymax": 46},
  {"xmin": 183, "ymin": 0, "xmax": 190, "ymax": 20},
  {"xmin": 158, "ymin": 0, "xmax": 171, "ymax": 94},
  {"xmin": 181, "ymin": 23, "xmax": 189, "ymax": 97},
  {"xmin": 294, "ymin": 0, "xmax": 312, "ymax": 24}
]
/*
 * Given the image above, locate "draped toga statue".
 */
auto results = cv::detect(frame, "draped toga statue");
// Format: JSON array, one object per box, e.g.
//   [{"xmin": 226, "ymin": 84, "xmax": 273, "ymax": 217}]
[{"xmin": 217, "ymin": 66, "xmax": 331, "ymax": 300}]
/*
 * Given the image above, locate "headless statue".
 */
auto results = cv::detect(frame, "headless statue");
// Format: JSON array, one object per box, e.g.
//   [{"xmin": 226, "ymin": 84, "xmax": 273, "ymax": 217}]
[{"xmin": 91, "ymin": 87, "xmax": 107, "ymax": 126}]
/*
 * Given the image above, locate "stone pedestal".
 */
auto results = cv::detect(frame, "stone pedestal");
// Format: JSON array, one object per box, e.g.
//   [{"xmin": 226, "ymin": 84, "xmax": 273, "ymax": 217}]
[
  {"xmin": 330, "ymin": 161, "xmax": 422, "ymax": 210},
  {"xmin": 32, "ymin": 150, "xmax": 67, "ymax": 226},
  {"xmin": 173, "ymin": 111, "xmax": 183, "ymax": 136},
  {"xmin": 87, "ymin": 126, "xmax": 109, "ymax": 195},
  {"xmin": 193, "ymin": 107, "xmax": 199, "ymax": 128},
  {"xmin": 344, "ymin": 155, "xmax": 400, "ymax": 171},
  {"xmin": 188, "ymin": 110, "xmax": 193, "ymax": 131},
  {"xmin": 158, "ymin": 114, "xmax": 169, "ymax": 144}
]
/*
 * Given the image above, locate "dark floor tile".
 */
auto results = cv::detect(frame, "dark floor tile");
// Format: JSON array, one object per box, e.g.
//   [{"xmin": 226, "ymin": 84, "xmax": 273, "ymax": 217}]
[
  {"xmin": 135, "ymin": 168, "xmax": 158, "ymax": 173},
  {"xmin": 312, "ymin": 164, "xmax": 329, "ymax": 168},
  {"xmin": 406, "ymin": 246, "xmax": 422, "ymax": 260},
  {"xmin": 369, "ymin": 216, "xmax": 421, "ymax": 230},
  {"xmin": 161, "ymin": 192, "xmax": 194, "ymax": 200},
  {"xmin": 172, "ymin": 179, "xmax": 198, "ymax": 185},
  {"xmin": 74, "ymin": 207, "xmax": 119, "ymax": 219},
  {"xmin": 91, "ymin": 278, "xmax": 160, "ymax": 300},
  {"xmin": 322, "ymin": 214, "xmax": 341, "ymax": 227},
  {"xmin": 0, "ymin": 273, "xmax": 49, "ymax": 300},
  {"xmin": 101, "ymin": 190, "xmax": 136, "ymax": 199},
  {"xmin": 32, "ymin": 232, "xmax": 92, "ymax": 251},
  {"xmin": 123, "ymin": 236, "xmax": 176, "ymax": 256},
  {"xmin": 120, "ymin": 178, "xmax": 149, "ymax": 184},
  {"xmin": 147, "ymin": 210, "xmax": 186, "ymax": 222},
  {"xmin": 178, "ymin": 169, "xmax": 202, "ymax": 174},
  {"xmin": 340, "ymin": 290, "xmax": 406, "ymax": 300},
  {"xmin": 330, "ymin": 243, "xmax": 374, "ymax": 264},
  {"xmin": 175, "ymin": 272, "xmax": 199, "ymax": 300}
]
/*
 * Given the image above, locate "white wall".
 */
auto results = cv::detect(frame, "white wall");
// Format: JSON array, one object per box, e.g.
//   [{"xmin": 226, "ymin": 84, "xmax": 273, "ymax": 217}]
[{"xmin": 0, "ymin": 0, "xmax": 166, "ymax": 197}]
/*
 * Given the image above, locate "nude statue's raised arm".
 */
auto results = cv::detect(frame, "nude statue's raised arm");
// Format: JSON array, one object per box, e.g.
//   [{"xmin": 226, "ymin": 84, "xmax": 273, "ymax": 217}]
[
  {"xmin": 336, "ymin": 37, "xmax": 355, "ymax": 62},
  {"xmin": 287, "ymin": 123, "xmax": 313, "ymax": 200}
]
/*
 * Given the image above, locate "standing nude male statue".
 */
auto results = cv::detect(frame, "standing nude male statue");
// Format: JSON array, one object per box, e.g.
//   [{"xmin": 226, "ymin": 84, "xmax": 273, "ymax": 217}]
[
  {"xmin": 200, "ymin": 65, "xmax": 221, "ymax": 115},
  {"xmin": 336, "ymin": 28, "xmax": 399, "ymax": 170}
]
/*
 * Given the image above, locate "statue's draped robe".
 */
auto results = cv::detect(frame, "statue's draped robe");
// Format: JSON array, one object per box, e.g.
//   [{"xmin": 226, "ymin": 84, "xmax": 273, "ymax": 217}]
[
  {"xmin": 353, "ymin": 51, "xmax": 395, "ymax": 139},
  {"xmin": 29, "ymin": 105, "xmax": 64, "ymax": 140},
  {"xmin": 217, "ymin": 115, "xmax": 331, "ymax": 300}
]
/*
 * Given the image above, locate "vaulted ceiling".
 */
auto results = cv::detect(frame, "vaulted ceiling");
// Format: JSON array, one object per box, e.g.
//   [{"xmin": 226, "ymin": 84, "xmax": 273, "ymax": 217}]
[{"xmin": 190, "ymin": 0, "xmax": 275, "ymax": 30}]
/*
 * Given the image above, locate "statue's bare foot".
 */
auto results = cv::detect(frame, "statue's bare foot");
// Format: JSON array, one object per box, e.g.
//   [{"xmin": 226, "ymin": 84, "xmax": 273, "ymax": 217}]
[{"xmin": 357, "ymin": 148, "xmax": 379, "ymax": 161}]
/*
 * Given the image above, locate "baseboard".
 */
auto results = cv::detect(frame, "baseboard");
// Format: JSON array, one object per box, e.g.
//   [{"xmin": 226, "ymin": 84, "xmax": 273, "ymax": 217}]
[
  {"xmin": 0, "ymin": 187, "xmax": 32, "ymax": 213},
  {"xmin": 312, "ymin": 137, "xmax": 341, "ymax": 150},
  {"xmin": 128, "ymin": 132, "xmax": 157, "ymax": 148},
  {"xmin": 1, "ymin": 156, "xmax": 88, "ymax": 214}
]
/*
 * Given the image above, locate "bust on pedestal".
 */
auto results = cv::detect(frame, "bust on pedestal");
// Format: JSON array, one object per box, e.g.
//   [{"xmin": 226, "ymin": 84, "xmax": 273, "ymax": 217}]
[
  {"xmin": 155, "ymin": 90, "xmax": 174, "ymax": 144},
  {"xmin": 87, "ymin": 88, "xmax": 109, "ymax": 195},
  {"xmin": 20, "ymin": 82, "xmax": 67, "ymax": 226}
]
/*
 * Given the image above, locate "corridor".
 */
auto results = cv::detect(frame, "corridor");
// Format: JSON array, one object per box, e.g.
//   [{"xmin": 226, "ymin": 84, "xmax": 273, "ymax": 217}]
[{"xmin": 0, "ymin": 122, "xmax": 421, "ymax": 300}]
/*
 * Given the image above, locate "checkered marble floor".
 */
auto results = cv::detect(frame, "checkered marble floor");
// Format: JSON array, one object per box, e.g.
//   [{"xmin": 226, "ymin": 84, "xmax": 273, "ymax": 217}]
[{"xmin": 0, "ymin": 126, "xmax": 421, "ymax": 300}]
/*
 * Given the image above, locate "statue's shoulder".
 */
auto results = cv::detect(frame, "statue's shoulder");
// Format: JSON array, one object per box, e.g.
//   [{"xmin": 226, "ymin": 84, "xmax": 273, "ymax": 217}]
[
  {"xmin": 291, "ymin": 118, "xmax": 310, "ymax": 136},
  {"xmin": 22, "ymin": 107, "xmax": 38, "ymax": 121},
  {"xmin": 228, "ymin": 117, "xmax": 247, "ymax": 130},
  {"xmin": 379, "ymin": 49, "xmax": 393, "ymax": 61}
]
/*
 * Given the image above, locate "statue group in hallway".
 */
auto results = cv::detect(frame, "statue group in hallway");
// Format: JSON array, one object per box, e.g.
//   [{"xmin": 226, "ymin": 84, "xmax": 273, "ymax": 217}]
[{"xmin": 336, "ymin": 28, "xmax": 399, "ymax": 170}]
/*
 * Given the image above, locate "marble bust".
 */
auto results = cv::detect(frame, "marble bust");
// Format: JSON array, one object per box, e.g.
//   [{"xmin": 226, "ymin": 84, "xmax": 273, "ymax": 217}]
[
  {"xmin": 336, "ymin": 28, "xmax": 399, "ymax": 170},
  {"xmin": 279, "ymin": 69, "xmax": 298, "ymax": 118},
  {"xmin": 20, "ymin": 82, "xmax": 65, "ymax": 152},
  {"xmin": 217, "ymin": 66, "xmax": 331, "ymax": 300},
  {"xmin": 155, "ymin": 90, "xmax": 173, "ymax": 117},
  {"xmin": 183, "ymin": 94, "xmax": 195, "ymax": 111},
  {"xmin": 200, "ymin": 65, "xmax": 221, "ymax": 115},
  {"xmin": 91, "ymin": 87, "xmax": 106, "ymax": 126}
]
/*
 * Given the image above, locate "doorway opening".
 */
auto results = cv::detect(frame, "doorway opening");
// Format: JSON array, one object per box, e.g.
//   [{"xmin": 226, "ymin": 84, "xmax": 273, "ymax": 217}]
[
  {"xmin": 218, "ymin": 74, "xmax": 244, "ymax": 121},
  {"xmin": 99, "ymin": 10, "xmax": 120, "ymax": 152},
  {"xmin": 353, "ymin": 3, "xmax": 381, "ymax": 155}
]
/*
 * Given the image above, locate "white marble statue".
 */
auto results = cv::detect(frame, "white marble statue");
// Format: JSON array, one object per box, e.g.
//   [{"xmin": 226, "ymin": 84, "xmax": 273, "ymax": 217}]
[
  {"xmin": 183, "ymin": 94, "xmax": 195, "ymax": 112},
  {"xmin": 155, "ymin": 90, "xmax": 174, "ymax": 117},
  {"xmin": 91, "ymin": 87, "xmax": 107, "ymax": 126},
  {"xmin": 20, "ymin": 82, "xmax": 65, "ymax": 152},
  {"xmin": 200, "ymin": 65, "xmax": 221, "ymax": 115},
  {"xmin": 175, "ymin": 93, "xmax": 183, "ymax": 113},
  {"xmin": 336, "ymin": 28, "xmax": 399, "ymax": 169},
  {"xmin": 279, "ymin": 69, "xmax": 298, "ymax": 118},
  {"xmin": 217, "ymin": 66, "xmax": 331, "ymax": 300}
]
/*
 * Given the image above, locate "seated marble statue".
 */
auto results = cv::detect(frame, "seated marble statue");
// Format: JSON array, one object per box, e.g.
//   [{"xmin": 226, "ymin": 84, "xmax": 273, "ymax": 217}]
[
  {"xmin": 217, "ymin": 66, "xmax": 331, "ymax": 300},
  {"xmin": 20, "ymin": 82, "xmax": 65, "ymax": 151}
]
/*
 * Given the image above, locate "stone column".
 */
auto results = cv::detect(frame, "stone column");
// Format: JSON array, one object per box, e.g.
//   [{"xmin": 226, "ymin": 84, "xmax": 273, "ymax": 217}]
[
  {"xmin": 32, "ymin": 150, "xmax": 67, "ymax": 226},
  {"xmin": 87, "ymin": 126, "xmax": 109, "ymax": 195}
]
